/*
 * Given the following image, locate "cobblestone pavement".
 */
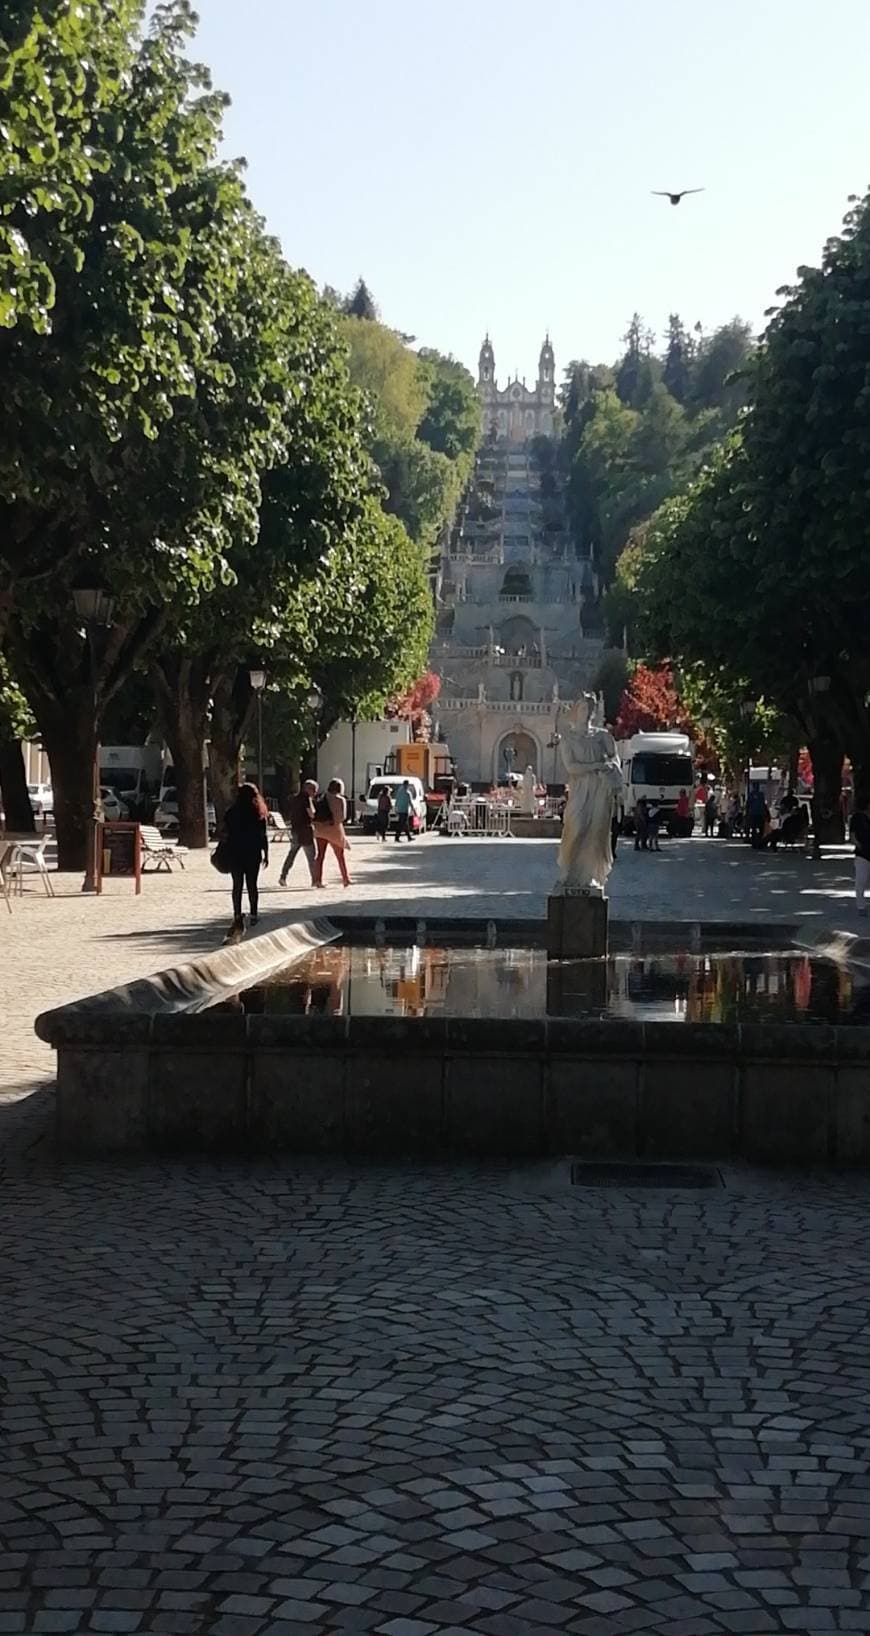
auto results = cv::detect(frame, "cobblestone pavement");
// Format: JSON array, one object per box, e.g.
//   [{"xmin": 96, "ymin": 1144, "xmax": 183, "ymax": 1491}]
[
  {"xmin": 3, "ymin": 1148, "xmax": 870, "ymax": 1635},
  {"xmin": 3, "ymin": 834, "xmax": 870, "ymax": 1633}
]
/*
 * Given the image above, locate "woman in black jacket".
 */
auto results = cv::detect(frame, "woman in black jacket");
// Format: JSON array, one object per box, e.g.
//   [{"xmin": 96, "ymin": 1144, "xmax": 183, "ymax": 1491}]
[{"xmin": 223, "ymin": 782, "xmax": 269, "ymax": 938}]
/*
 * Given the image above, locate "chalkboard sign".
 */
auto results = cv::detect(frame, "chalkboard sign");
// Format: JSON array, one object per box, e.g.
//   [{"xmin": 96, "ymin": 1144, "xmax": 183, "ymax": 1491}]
[{"xmin": 99, "ymin": 821, "xmax": 142, "ymax": 894}]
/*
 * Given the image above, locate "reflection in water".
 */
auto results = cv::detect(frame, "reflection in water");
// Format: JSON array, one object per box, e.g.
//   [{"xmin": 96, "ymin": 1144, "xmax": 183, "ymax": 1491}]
[{"xmin": 230, "ymin": 945, "xmax": 864, "ymax": 1025}]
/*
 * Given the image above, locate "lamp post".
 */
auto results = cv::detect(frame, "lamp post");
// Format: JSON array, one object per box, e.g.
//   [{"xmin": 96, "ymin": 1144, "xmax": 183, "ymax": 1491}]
[
  {"xmin": 72, "ymin": 574, "xmax": 115, "ymax": 894},
  {"xmin": 248, "ymin": 665, "xmax": 267, "ymax": 797},
  {"xmin": 306, "ymin": 687, "xmax": 322, "ymax": 785},
  {"xmin": 546, "ymin": 732, "xmax": 562, "ymax": 786}
]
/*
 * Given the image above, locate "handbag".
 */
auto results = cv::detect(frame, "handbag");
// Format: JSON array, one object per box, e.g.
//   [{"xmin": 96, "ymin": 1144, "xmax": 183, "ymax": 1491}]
[{"xmin": 210, "ymin": 838, "xmax": 232, "ymax": 874}]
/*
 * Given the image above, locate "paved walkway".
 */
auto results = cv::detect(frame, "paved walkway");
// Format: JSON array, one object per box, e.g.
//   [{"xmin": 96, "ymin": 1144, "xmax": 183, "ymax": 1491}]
[{"xmin": 2, "ymin": 835, "xmax": 870, "ymax": 1634}]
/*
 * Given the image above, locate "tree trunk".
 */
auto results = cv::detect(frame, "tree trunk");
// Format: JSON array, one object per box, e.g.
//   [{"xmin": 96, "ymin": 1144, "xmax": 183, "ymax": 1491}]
[
  {"xmin": 210, "ymin": 666, "xmax": 255, "ymax": 829},
  {"xmin": 40, "ymin": 692, "xmax": 99, "ymax": 870},
  {"xmin": 273, "ymin": 760, "xmax": 295, "ymax": 816},
  {"xmin": 0, "ymin": 739, "xmax": 36, "ymax": 833},
  {"xmin": 808, "ymin": 732, "xmax": 844, "ymax": 852},
  {"xmin": 152, "ymin": 656, "xmax": 212, "ymax": 849}
]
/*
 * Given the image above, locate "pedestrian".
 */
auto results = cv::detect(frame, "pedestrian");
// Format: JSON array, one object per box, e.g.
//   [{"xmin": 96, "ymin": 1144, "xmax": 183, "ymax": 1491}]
[
  {"xmin": 746, "ymin": 785, "xmax": 766, "ymax": 847},
  {"xmin": 703, "ymin": 790, "xmax": 718, "ymax": 837},
  {"xmin": 611, "ymin": 802, "xmax": 621, "ymax": 860},
  {"xmin": 634, "ymin": 796, "xmax": 649, "ymax": 851},
  {"xmin": 223, "ymin": 781, "xmax": 269, "ymax": 940},
  {"xmin": 375, "ymin": 785, "xmax": 392, "ymax": 841},
  {"xmin": 313, "ymin": 777, "xmax": 351, "ymax": 887},
  {"xmin": 675, "ymin": 788, "xmax": 691, "ymax": 831},
  {"xmin": 394, "ymin": 779, "xmax": 416, "ymax": 843},
  {"xmin": 279, "ymin": 778, "xmax": 317, "ymax": 887},
  {"xmin": 851, "ymin": 792, "xmax": 870, "ymax": 917},
  {"xmin": 647, "ymin": 800, "xmax": 661, "ymax": 850}
]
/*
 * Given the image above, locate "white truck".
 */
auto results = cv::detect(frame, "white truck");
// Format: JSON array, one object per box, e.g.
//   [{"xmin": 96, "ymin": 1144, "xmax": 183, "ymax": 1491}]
[
  {"xmin": 617, "ymin": 731, "xmax": 695, "ymax": 836},
  {"xmin": 99, "ymin": 744, "xmax": 165, "ymax": 818}
]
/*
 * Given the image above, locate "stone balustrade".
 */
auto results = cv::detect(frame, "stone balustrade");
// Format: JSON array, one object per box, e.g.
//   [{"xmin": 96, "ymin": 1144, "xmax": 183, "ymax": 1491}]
[{"xmin": 440, "ymin": 697, "xmax": 565, "ymax": 714}]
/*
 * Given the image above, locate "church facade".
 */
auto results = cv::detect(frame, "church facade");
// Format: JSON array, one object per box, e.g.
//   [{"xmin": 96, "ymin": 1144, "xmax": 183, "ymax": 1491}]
[
  {"xmin": 430, "ymin": 336, "xmax": 605, "ymax": 787},
  {"xmin": 478, "ymin": 335, "xmax": 556, "ymax": 440}
]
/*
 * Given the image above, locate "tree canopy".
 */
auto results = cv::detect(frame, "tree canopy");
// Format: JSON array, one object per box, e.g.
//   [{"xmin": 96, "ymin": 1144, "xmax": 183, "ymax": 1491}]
[
  {"xmin": 560, "ymin": 313, "xmax": 754, "ymax": 587},
  {"xmin": 0, "ymin": 4, "xmax": 442, "ymax": 859}
]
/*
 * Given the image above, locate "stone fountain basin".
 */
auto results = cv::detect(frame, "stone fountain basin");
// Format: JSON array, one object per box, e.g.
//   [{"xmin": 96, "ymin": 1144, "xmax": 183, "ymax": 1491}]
[{"xmin": 34, "ymin": 917, "xmax": 870, "ymax": 1164}]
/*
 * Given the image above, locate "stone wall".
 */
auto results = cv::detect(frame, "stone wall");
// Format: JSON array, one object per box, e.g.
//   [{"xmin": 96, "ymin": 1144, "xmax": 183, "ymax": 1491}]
[{"xmin": 46, "ymin": 1010, "xmax": 870, "ymax": 1164}]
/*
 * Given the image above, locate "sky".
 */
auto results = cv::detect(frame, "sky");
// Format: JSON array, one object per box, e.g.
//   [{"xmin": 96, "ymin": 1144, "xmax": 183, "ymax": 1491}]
[{"xmin": 190, "ymin": 0, "xmax": 870, "ymax": 385}]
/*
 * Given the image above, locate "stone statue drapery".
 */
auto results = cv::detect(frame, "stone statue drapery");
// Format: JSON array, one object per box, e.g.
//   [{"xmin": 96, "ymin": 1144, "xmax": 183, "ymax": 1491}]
[{"xmin": 553, "ymin": 694, "xmax": 623, "ymax": 897}]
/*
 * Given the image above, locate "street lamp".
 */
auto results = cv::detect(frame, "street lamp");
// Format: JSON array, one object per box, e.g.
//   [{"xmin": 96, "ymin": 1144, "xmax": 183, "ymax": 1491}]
[
  {"xmin": 306, "ymin": 687, "xmax": 322, "ymax": 784},
  {"xmin": 72, "ymin": 572, "xmax": 116, "ymax": 894},
  {"xmin": 546, "ymin": 732, "xmax": 562, "ymax": 785},
  {"xmin": 248, "ymin": 665, "xmax": 267, "ymax": 796}
]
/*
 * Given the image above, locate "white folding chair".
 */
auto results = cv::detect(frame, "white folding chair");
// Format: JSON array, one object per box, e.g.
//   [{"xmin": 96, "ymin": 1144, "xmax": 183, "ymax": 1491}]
[
  {"xmin": 0, "ymin": 843, "xmax": 13, "ymax": 913},
  {"xmin": 8, "ymin": 834, "xmax": 55, "ymax": 897}
]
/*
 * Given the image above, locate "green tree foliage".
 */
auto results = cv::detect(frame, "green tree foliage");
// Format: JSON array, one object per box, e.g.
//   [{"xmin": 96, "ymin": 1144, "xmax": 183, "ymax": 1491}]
[
  {"xmin": 662, "ymin": 314, "xmax": 692, "ymax": 403},
  {"xmin": 343, "ymin": 277, "xmax": 378, "ymax": 321},
  {"xmin": 2, "ymin": 3, "xmax": 299, "ymax": 864},
  {"xmin": 0, "ymin": 652, "xmax": 36, "ymax": 831},
  {"xmin": 0, "ymin": 0, "xmax": 141, "ymax": 333},
  {"xmin": 562, "ymin": 312, "xmax": 753, "ymax": 580},
  {"xmin": 341, "ymin": 316, "xmax": 479, "ymax": 556},
  {"xmin": 417, "ymin": 350, "xmax": 480, "ymax": 471},
  {"xmin": 149, "ymin": 277, "xmax": 392, "ymax": 841}
]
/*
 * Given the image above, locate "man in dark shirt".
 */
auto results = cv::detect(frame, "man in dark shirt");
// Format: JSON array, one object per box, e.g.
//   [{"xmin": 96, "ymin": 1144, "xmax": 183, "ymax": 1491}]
[
  {"xmin": 850, "ymin": 793, "xmax": 870, "ymax": 917},
  {"xmin": 280, "ymin": 779, "xmax": 318, "ymax": 886}
]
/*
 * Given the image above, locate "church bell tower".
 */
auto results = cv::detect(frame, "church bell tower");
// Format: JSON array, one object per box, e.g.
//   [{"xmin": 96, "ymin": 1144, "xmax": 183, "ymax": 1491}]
[{"xmin": 536, "ymin": 334, "xmax": 555, "ymax": 433}]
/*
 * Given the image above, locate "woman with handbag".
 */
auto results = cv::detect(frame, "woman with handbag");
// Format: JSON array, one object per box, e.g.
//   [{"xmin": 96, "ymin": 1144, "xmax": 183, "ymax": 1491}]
[
  {"xmin": 312, "ymin": 777, "xmax": 351, "ymax": 887},
  {"xmin": 220, "ymin": 782, "xmax": 269, "ymax": 939}
]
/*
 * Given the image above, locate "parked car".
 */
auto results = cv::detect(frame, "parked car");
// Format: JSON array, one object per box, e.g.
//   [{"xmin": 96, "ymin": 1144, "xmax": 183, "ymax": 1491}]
[
  {"xmin": 154, "ymin": 785, "xmax": 217, "ymax": 836},
  {"xmin": 27, "ymin": 782, "xmax": 54, "ymax": 819},
  {"xmin": 361, "ymin": 775, "xmax": 426, "ymax": 835},
  {"xmin": 100, "ymin": 787, "xmax": 130, "ymax": 822}
]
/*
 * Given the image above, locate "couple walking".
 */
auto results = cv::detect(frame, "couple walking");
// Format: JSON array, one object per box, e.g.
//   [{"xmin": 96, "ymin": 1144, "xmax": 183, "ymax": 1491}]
[{"xmin": 280, "ymin": 777, "xmax": 351, "ymax": 889}]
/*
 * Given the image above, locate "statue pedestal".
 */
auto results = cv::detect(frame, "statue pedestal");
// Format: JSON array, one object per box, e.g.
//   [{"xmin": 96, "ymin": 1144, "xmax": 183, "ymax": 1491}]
[{"xmin": 547, "ymin": 894, "xmax": 608, "ymax": 959}]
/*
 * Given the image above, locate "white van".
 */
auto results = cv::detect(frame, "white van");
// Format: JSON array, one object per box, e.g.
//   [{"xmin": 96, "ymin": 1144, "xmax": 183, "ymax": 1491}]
[{"xmin": 361, "ymin": 775, "xmax": 426, "ymax": 835}]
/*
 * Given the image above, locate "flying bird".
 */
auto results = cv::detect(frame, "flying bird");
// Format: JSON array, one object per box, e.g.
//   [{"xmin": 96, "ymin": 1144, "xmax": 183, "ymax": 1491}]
[{"xmin": 652, "ymin": 188, "xmax": 705, "ymax": 206}]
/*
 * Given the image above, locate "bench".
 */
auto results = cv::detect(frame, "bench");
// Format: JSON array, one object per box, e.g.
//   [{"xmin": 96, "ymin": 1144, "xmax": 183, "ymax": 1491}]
[
  {"xmin": 267, "ymin": 812, "xmax": 293, "ymax": 842},
  {"xmin": 139, "ymin": 824, "xmax": 188, "ymax": 871}
]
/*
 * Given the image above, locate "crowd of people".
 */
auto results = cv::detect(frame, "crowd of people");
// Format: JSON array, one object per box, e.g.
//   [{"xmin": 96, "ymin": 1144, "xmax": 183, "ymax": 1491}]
[{"xmin": 215, "ymin": 765, "xmax": 870, "ymax": 940}]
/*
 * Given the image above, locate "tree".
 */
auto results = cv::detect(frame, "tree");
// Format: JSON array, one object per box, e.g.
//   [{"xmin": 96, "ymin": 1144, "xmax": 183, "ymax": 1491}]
[
  {"xmin": 689, "ymin": 317, "xmax": 752, "ymax": 417},
  {"xmin": 616, "ymin": 313, "xmax": 657, "ymax": 407},
  {"xmin": 344, "ymin": 277, "xmax": 379, "ymax": 321},
  {"xmin": 614, "ymin": 662, "xmax": 690, "ymax": 739},
  {"xmin": 0, "ymin": 0, "xmax": 139, "ymax": 335},
  {"xmin": 388, "ymin": 669, "xmax": 441, "ymax": 736},
  {"xmin": 592, "ymin": 649, "xmax": 629, "ymax": 725},
  {"xmin": 0, "ymin": 655, "xmax": 36, "ymax": 832},
  {"xmin": 2, "ymin": 3, "xmax": 294, "ymax": 866},
  {"xmin": 416, "ymin": 351, "xmax": 479, "ymax": 472},
  {"xmin": 150, "ymin": 270, "xmax": 377, "ymax": 843},
  {"xmin": 341, "ymin": 315, "xmax": 478, "ymax": 557},
  {"xmin": 662, "ymin": 314, "xmax": 692, "ymax": 403}
]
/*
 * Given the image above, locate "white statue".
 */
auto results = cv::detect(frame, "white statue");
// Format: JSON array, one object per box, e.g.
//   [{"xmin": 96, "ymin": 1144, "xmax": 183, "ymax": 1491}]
[
  {"xmin": 521, "ymin": 765, "xmax": 537, "ymax": 815},
  {"xmin": 553, "ymin": 693, "xmax": 623, "ymax": 897}
]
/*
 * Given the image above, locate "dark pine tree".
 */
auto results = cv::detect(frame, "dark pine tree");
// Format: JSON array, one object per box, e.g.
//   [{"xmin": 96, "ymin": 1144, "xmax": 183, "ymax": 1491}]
[
  {"xmin": 344, "ymin": 278, "xmax": 379, "ymax": 321},
  {"xmin": 662, "ymin": 313, "xmax": 691, "ymax": 403}
]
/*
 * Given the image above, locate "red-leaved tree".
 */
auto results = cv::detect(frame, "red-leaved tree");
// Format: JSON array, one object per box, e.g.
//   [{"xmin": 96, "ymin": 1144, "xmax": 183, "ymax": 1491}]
[
  {"xmin": 387, "ymin": 669, "xmax": 441, "ymax": 737},
  {"xmin": 614, "ymin": 663, "xmax": 690, "ymax": 738}
]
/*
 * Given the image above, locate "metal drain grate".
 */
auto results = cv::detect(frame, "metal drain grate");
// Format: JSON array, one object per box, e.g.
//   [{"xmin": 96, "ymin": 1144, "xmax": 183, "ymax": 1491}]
[{"xmin": 571, "ymin": 1162, "xmax": 723, "ymax": 1189}]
